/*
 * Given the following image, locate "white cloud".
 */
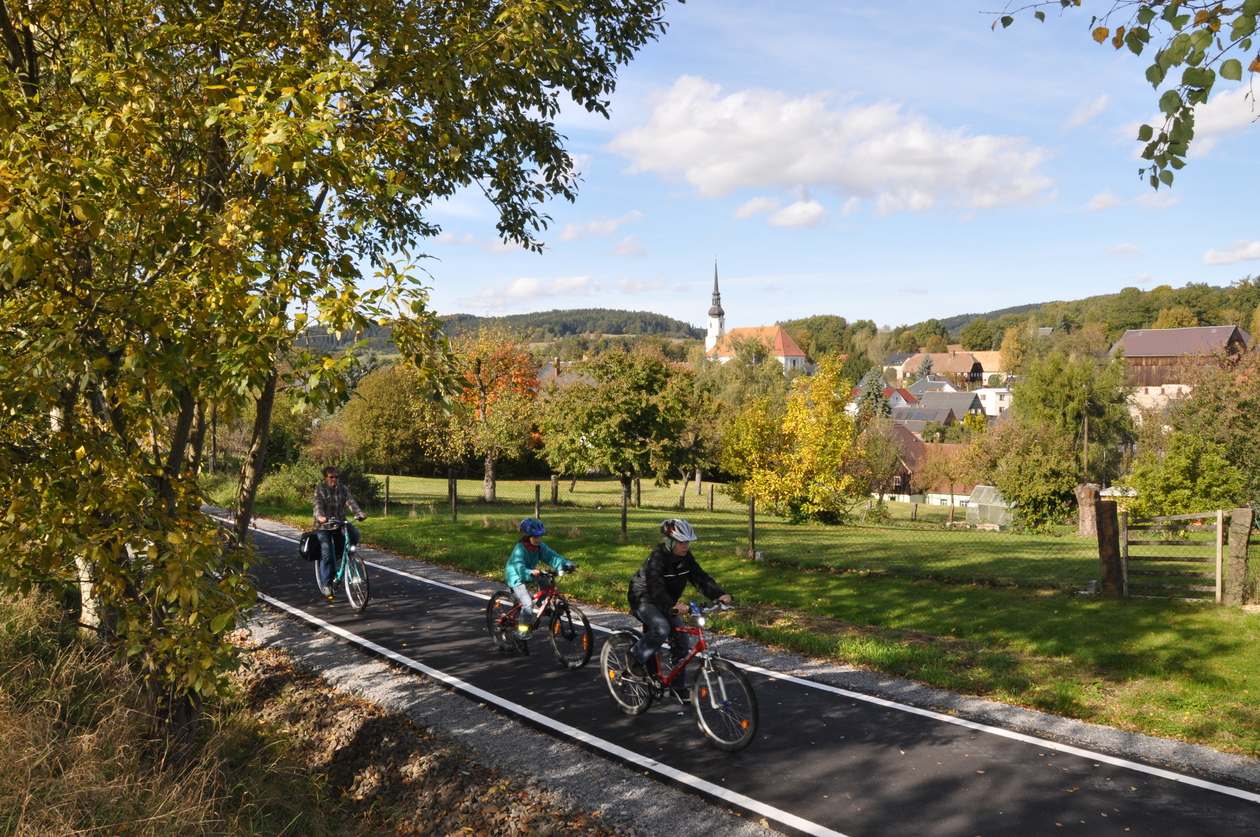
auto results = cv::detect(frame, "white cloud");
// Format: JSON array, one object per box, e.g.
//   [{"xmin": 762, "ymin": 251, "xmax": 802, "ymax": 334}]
[
  {"xmin": 609, "ymin": 76, "xmax": 1055, "ymax": 214},
  {"xmin": 839, "ymin": 196, "xmax": 862, "ymax": 216},
  {"xmin": 899, "ymin": 285, "xmax": 929, "ymax": 295},
  {"xmin": 558, "ymin": 210, "xmax": 644, "ymax": 241},
  {"xmin": 769, "ymin": 200, "xmax": 827, "ymax": 228},
  {"xmin": 1204, "ymin": 239, "xmax": 1260, "ymax": 266},
  {"xmin": 1085, "ymin": 190, "xmax": 1124, "ymax": 212},
  {"xmin": 1133, "ymin": 273, "xmax": 1155, "ymax": 285},
  {"xmin": 616, "ymin": 274, "xmax": 667, "ymax": 294},
  {"xmin": 610, "ymin": 235, "xmax": 648, "ymax": 258},
  {"xmin": 735, "ymin": 196, "xmax": 781, "ymax": 218},
  {"xmin": 1103, "ymin": 243, "xmax": 1140, "ymax": 259},
  {"xmin": 1064, "ymin": 95, "xmax": 1110, "ymax": 130},
  {"xmin": 461, "ymin": 275, "xmax": 597, "ymax": 311},
  {"xmin": 1135, "ymin": 191, "xmax": 1180, "ymax": 210},
  {"xmin": 1191, "ymin": 84, "xmax": 1258, "ymax": 156}
]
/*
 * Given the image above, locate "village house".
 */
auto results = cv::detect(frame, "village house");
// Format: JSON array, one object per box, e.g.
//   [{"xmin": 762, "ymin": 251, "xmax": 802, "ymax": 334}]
[
  {"xmin": 881, "ymin": 424, "xmax": 977, "ymax": 506},
  {"xmin": 1111, "ymin": 325, "xmax": 1253, "ymax": 414}
]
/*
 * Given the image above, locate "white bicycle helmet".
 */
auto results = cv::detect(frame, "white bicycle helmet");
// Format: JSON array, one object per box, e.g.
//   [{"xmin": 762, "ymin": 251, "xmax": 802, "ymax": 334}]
[{"xmin": 660, "ymin": 518, "xmax": 698, "ymax": 542}]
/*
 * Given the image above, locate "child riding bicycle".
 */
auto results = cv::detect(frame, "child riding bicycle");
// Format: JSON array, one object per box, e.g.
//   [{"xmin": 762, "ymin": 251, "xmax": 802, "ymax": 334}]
[
  {"xmin": 506, "ymin": 518, "xmax": 577, "ymax": 640},
  {"xmin": 626, "ymin": 518, "xmax": 732, "ymax": 702}
]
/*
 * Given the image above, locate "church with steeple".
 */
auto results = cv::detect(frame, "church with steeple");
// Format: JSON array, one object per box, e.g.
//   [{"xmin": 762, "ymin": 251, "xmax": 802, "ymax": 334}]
[{"xmin": 703, "ymin": 264, "xmax": 808, "ymax": 371}]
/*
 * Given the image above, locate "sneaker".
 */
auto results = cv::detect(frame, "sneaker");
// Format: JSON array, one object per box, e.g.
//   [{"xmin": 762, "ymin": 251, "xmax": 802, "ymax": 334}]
[
  {"xmin": 319, "ymin": 585, "xmax": 333, "ymax": 597},
  {"xmin": 674, "ymin": 686, "xmax": 691, "ymax": 704},
  {"xmin": 626, "ymin": 656, "xmax": 647, "ymax": 679}
]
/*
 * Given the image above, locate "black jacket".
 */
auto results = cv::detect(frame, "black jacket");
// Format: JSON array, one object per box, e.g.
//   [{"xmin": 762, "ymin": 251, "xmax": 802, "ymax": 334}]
[{"xmin": 628, "ymin": 543, "xmax": 726, "ymax": 613}]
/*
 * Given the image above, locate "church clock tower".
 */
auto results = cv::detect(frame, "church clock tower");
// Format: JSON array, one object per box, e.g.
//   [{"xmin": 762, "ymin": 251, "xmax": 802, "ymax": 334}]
[{"xmin": 705, "ymin": 263, "xmax": 725, "ymax": 353}]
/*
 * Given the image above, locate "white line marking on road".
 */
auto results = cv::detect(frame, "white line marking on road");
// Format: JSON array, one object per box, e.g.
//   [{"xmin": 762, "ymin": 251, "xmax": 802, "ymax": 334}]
[
  {"xmin": 258, "ymin": 593, "xmax": 850, "ymax": 837},
  {"xmin": 247, "ymin": 525, "xmax": 1260, "ymax": 806}
]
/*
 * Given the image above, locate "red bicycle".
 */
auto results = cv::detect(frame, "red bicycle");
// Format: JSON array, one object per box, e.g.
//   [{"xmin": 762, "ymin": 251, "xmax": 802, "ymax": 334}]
[
  {"xmin": 485, "ymin": 568, "xmax": 594, "ymax": 668},
  {"xmin": 600, "ymin": 602, "xmax": 758, "ymax": 751}
]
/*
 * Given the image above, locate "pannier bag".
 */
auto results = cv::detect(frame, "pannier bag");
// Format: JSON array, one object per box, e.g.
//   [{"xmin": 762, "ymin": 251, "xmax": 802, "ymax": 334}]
[{"xmin": 298, "ymin": 531, "xmax": 319, "ymax": 561}]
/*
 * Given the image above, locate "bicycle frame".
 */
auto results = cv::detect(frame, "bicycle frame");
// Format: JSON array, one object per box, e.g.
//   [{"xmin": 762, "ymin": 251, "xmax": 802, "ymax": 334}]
[
  {"xmin": 506, "ymin": 572, "xmax": 561, "ymax": 628},
  {"xmin": 644, "ymin": 603, "xmax": 724, "ymax": 688}
]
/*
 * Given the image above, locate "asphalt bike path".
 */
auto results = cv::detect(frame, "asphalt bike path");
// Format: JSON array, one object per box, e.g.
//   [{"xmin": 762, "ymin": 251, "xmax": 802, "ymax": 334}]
[{"xmin": 248, "ymin": 526, "xmax": 1260, "ymax": 837}]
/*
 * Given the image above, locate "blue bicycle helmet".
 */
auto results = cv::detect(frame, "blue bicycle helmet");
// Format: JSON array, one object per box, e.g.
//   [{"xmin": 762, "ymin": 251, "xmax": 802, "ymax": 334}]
[{"xmin": 520, "ymin": 517, "xmax": 546, "ymax": 537}]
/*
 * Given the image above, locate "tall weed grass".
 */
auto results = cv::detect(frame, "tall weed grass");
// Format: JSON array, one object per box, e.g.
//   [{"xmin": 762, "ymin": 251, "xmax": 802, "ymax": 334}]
[{"xmin": 0, "ymin": 592, "xmax": 351, "ymax": 837}]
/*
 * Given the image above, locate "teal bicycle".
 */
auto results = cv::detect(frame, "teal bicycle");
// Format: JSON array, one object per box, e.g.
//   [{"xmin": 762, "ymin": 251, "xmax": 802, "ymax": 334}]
[{"xmin": 315, "ymin": 518, "xmax": 370, "ymax": 612}]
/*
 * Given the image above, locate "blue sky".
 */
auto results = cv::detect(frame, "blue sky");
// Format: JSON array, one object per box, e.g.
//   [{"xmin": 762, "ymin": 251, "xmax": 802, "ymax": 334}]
[{"xmin": 417, "ymin": 1, "xmax": 1259, "ymax": 333}]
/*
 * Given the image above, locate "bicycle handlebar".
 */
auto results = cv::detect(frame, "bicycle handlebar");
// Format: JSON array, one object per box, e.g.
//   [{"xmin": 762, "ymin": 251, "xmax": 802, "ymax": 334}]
[{"xmin": 688, "ymin": 601, "xmax": 732, "ymax": 616}]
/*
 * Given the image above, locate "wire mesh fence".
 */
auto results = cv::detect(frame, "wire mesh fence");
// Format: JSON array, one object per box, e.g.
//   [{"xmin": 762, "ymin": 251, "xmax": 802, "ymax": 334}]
[{"xmin": 368, "ymin": 474, "xmax": 1111, "ymax": 590}]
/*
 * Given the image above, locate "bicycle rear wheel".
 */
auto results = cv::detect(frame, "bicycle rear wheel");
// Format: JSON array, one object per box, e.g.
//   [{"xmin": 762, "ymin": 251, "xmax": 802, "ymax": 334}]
[
  {"xmin": 693, "ymin": 658, "xmax": 758, "ymax": 751},
  {"xmin": 485, "ymin": 592, "xmax": 519, "ymax": 652},
  {"xmin": 600, "ymin": 632, "xmax": 652, "ymax": 715},
  {"xmin": 549, "ymin": 602, "xmax": 593, "ymax": 669},
  {"xmin": 343, "ymin": 552, "xmax": 370, "ymax": 612}
]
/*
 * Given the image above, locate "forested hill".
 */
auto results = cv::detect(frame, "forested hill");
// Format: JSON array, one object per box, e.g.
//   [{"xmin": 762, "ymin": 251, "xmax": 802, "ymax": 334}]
[{"xmin": 440, "ymin": 308, "xmax": 702, "ymax": 341}]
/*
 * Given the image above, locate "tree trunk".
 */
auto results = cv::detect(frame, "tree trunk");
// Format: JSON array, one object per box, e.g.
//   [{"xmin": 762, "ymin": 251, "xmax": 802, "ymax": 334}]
[
  {"xmin": 678, "ymin": 467, "xmax": 691, "ymax": 508},
  {"xmin": 235, "ymin": 370, "xmax": 278, "ymax": 542},
  {"xmin": 188, "ymin": 401, "xmax": 207, "ymax": 474},
  {"xmin": 483, "ymin": 451, "xmax": 497, "ymax": 502}
]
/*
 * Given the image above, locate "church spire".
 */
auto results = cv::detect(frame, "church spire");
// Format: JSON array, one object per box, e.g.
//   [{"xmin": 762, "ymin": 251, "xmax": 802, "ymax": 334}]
[
  {"xmin": 708, "ymin": 261, "xmax": 724, "ymax": 318},
  {"xmin": 705, "ymin": 260, "xmax": 725, "ymax": 353}
]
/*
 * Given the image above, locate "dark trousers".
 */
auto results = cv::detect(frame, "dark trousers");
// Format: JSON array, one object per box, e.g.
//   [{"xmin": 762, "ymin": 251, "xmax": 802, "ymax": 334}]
[
  {"xmin": 630, "ymin": 603, "xmax": 691, "ymax": 686},
  {"xmin": 316, "ymin": 523, "xmax": 359, "ymax": 588}
]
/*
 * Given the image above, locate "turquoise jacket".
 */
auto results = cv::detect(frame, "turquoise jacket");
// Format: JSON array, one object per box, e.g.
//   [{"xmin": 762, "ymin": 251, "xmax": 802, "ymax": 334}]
[{"xmin": 505, "ymin": 539, "xmax": 575, "ymax": 589}]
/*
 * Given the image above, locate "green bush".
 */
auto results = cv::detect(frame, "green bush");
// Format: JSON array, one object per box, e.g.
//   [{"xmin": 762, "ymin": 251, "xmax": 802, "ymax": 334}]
[{"xmin": 258, "ymin": 460, "xmax": 382, "ymax": 509}]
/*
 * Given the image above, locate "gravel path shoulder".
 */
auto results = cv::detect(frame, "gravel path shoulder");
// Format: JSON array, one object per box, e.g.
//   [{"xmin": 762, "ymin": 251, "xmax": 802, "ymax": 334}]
[{"xmin": 237, "ymin": 512, "xmax": 1260, "ymax": 836}]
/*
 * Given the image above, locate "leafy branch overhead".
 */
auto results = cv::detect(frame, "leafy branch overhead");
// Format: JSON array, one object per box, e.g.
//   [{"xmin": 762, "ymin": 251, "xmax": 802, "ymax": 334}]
[{"xmin": 998, "ymin": 0, "xmax": 1260, "ymax": 187}]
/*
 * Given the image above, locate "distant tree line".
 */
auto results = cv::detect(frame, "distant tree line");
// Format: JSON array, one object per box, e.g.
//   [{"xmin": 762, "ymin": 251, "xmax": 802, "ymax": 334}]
[{"xmin": 442, "ymin": 308, "xmax": 702, "ymax": 341}]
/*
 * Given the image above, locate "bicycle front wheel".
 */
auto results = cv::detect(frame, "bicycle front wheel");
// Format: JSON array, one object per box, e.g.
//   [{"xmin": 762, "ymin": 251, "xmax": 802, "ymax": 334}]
[
  {"xmin": 485, "ymin": 592, "xmax": 518, "ymax": 651},
  {"xmin": 600, "ymin": 632, "xmax": 652, "ymax": 715},
  {"xmin": 549, "ymin": 602, "xmax": 593, "ymax": 669},
  {"xmin": 693, "ymin": 658, "xmax": 758, "ymax": 751},
  {"xmin": 343, "ymin": 552, "xmax": 370, "ymax": 612}
]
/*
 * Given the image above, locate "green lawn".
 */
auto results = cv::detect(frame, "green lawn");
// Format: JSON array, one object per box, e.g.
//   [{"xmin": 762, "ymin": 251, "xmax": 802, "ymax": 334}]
[
  {"xmin": 374, "ymin": 475, "xmax": 1099, "ymax": 588},
  {"xmin": 259, "ymin": 493, "xmax": 1260, "ymax": 758}
]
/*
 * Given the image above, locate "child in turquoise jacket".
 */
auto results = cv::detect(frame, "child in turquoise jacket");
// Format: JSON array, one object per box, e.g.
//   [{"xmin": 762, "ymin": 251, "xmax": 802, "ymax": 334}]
[{"xmin": 506, "ymin": 518, "xmax": 576, "ymax": 639}]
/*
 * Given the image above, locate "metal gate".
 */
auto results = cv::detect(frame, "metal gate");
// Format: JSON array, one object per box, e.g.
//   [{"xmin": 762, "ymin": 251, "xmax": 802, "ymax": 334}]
[{"xmin": 1120, "ymin": 510, "xmax": 1225, "ymax": 602}]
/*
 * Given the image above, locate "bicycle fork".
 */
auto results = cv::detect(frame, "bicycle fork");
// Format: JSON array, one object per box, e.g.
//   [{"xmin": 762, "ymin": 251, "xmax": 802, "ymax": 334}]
[{"xmin": 698, "ymin": 664, "xmax": 728, "ymax": 709}]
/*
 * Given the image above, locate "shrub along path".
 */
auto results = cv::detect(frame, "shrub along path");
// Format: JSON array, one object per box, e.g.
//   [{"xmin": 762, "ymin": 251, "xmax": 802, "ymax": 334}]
[{"xmin": 261, "ymin": 500, "xmax": 1260, "ymax": 759}]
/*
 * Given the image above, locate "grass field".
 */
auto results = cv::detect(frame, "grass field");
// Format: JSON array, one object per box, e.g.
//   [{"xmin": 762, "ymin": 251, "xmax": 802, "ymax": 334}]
[
  {"xmin": 372, "ymin": 475, "xmax": 1101, "ymax": 588},
  {"xmin": 260, "ymin": 491, "xmax": 1260, "ymax": 758}
]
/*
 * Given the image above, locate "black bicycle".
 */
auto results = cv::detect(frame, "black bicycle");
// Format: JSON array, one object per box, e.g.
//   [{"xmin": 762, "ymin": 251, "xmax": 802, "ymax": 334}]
[{"xmin": 485, "ymin": 567, "xmax": 593, "ymax": 668}]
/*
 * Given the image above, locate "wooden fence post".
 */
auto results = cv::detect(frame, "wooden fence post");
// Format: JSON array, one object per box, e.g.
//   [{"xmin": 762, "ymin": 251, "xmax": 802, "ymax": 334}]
[
  {"xmin": 534, "ymin": 484, "xmax": 541, "ymax": 519},
  {"xmin": 634, "ymin": 477, "xmax": 641, "ymax": 509},
  {"xmin": 708, "ymin": 484, "xmax": 714, "ymax": 512},
  {"xmin": 449, "ymin": 468, "xmax": 457, "ymax": 523},
  {"xmin": 384, "ymin": 475, "xmax": 390, "ymax": 517},
  {"xmin": 550, "ymin": 475, "xmax": 559, "ymax": 505},
  {"xmin": 748, "ymin": 496, "xmax": 756, "ymax": 560},
  {"xmin": 910, "ymin": 502, "xmax": 917, "ymax": 521},
  {"xmin": 1096, "ymin": 499, "xmax": 1122, "ymax": 597},
  {"xmin": 1225, "ymin": 507, "xmax": 1255, "ymax": 606},
  {"xmin": 620, "ymin": 483, "xmax": 629, "ymax": 543}
]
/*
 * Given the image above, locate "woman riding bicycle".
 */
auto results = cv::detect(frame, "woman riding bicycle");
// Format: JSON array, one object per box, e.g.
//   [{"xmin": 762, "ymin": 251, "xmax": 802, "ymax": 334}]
[
  {"xmin": 626, "ymin": 519, "xmax": 732, "ymax": 702},
  {"xmin": 313, "ymin": 466, "xmax": 367, "ymax": 598},
  {"xmin": 506, "ymin": 518, "xmax": 576, "ymax": 640}
]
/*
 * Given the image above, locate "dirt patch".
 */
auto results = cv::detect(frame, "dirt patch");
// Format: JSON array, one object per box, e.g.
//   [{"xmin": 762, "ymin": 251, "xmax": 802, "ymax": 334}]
[{"xmin": 233, "ymin": 642, "xmax": 623, "ymax": 836}]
